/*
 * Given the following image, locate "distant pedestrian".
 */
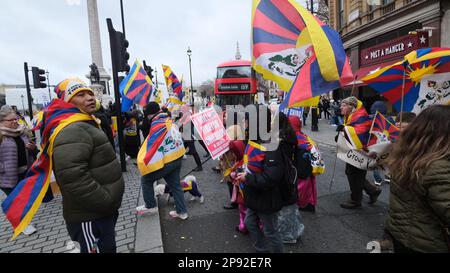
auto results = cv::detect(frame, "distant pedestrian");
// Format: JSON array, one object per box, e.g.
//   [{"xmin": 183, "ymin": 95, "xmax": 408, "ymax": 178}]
[
  {"xmin": 52, "ymin": 78, "xmax": 125, "ymax": 253},
  {"xmin": 386, "ymin": 105, "xmax": 450, "ymax": 253},
  {"xmin": 93, "ymin": 101, "xmax": 115, "ymax": 150},
  {"xmin": 302, "ymin": 107, "xmax": 309, "ymax": 126},
  {"xmin": 123, "ymin": 111, "xmax": 141, "ymax": 159}
]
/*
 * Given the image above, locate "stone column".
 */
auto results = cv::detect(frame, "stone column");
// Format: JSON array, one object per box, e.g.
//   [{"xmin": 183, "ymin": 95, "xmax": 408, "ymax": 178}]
[{"xmin": 86, "ymin": 0, "xmax": 111, "ymax": 96}]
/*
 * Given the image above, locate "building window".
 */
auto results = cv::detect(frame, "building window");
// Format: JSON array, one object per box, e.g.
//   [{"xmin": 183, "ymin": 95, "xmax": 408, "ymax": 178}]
[
  {"xmin": 382, "ymin": 0, "xmax": 395, "ymax": 14},
  {"xmin": 338, "ymin": 0, "xmax": 344, "ymax": 29}
]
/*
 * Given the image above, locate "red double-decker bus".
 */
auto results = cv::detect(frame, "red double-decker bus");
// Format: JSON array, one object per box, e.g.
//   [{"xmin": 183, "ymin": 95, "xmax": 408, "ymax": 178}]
[{"xmin": 214, "ymin": 60, "xmax": 257, "ymax": 107}]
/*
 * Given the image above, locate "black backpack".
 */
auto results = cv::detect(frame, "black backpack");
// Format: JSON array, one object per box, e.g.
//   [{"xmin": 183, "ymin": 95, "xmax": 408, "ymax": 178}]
[
  {"xmin": 294, "ymin": 148, "xmax": 313, "ymax": 179},
  {"xmin": 279, "ymin": 145, "xmax": 298, "ymax": 204}
]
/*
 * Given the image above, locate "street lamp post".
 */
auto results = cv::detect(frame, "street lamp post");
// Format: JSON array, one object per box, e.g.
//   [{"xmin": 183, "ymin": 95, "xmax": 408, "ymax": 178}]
[
  {"xmin": 20, "ymin": 94, "xmax": 25, "ymax": 114},
  {"xmin": 187, "ymin": 46, "xmax": 194, "ymax": 106},
  {"xmin": 46, "ymin": 71, "xmax": 51, "ymax": 103}
]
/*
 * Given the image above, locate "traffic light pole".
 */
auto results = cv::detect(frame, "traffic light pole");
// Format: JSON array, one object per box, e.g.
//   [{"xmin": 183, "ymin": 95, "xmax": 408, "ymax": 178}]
[
  {"xmin": 24, "ymin": 62, "xmax": 35, "ymax": 138},
  {"xmin": 107, "ymin": 18, "xmax": 127, "ymax": 172}
]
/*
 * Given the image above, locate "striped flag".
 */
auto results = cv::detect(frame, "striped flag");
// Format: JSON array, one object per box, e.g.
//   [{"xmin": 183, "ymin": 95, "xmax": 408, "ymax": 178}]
[
  {"xmin": 252, "ymin": 0, "xmax": 353, "ymax": 108},
  {"xmin": 162, "ymin": 65, "xmax": 184, "ymax": 105},
  {"xmin": 120, "ymin": 60, "xmax": 156, "ymax": 111},
  {"xmin": 368, "ymin": 111, "xmax": 400, "ymax": 145},
  {"xmin": 362, "ymin": 47, "xmax": 450, "ymax": 113},
  {"xmin": 1, "ymin": 99, "xmax": 95, "ymax": 239}
]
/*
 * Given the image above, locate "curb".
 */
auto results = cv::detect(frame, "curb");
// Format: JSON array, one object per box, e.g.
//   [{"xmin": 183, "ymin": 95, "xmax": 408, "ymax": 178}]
[{"xmin": 134, "ymin": 183, "xmax": 164, "ymax": 253}]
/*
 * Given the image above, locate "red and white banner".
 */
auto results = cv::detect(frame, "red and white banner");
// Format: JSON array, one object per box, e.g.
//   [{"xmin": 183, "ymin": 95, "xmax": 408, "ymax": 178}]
[{"xmin": 191, "ymin": 108, "xmax": 230, "ymax": 160}]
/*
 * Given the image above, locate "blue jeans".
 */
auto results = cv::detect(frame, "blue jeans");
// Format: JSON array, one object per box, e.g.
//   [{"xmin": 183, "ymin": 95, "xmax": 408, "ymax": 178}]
[
  {"xmin": 244, "ymin": 208, "xmax": 283, "ymax": 253},
  {"xmin": 141, "ymin": 158, "xmax": 187, "ymax": 214},
  {"xmin": 373, "ymin": 169, "xmax": 383, "ymax": 184}
]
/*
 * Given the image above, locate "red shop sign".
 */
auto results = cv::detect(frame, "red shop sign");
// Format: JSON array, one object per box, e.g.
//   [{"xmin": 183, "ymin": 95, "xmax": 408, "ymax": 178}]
[{"xmin": 360, "ymin": 33, "xmax": 429, "ymax": 66}]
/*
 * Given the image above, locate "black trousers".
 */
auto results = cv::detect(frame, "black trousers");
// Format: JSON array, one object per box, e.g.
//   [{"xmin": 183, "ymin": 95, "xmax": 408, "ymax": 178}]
[
  {"xmin": 66, "ymin": 212, "xmax": 119, "ymax": 253},
  {"xmin": 198, "ymin": 140, "xmax": 209, "ymax": 155},
  {"xmin": 345, "ymin": 163, "xmax": 378, "ymax": 203},
  {"xmin": 184, "ymin": 140, "xmax": 202, "ymax": 167}
]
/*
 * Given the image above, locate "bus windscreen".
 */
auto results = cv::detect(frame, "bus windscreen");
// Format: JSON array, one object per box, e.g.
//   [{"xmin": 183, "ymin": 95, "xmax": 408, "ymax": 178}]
[{"xmin": 217, "ymin": 66, "xmax": 252, "ymax": 79}]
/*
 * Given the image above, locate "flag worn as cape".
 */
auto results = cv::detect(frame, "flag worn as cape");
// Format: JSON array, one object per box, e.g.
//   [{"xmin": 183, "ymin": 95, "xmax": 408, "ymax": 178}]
[
  {"xmin": 1, "ymin": 99, "xmax": 96, "ymax": 239},
  {"xmin": 137, "ymin": 112, "xmax": 185, "ymax": 176},
  {"xmin": 343, "ymin": 100, "xmax": 372, "ymax": 149}
]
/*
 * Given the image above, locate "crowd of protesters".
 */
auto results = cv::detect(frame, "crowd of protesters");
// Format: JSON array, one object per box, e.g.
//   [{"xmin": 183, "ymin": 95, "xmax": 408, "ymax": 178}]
[{"xmin": 0, "ymin": 76, "xmax": 449, "ymax": 253}]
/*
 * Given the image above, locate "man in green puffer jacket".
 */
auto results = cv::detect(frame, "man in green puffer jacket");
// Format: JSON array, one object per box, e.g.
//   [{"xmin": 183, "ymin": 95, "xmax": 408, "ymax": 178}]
[{"xmin": 52, "ymin": 78, "xmax": 124, "ymax": 253}]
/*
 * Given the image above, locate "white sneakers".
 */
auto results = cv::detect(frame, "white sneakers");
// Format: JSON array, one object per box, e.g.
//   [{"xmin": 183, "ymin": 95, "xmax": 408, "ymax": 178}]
[
  {"xmin": 135, "ymin": 205, "xmax": 158, "ymax": 215},
  {"xmin": 22, "ymin": 224, "xmax": 37, "ymax": 236},
  {"xmin": 189, "ymin": 195, "xmax": 205, "ymax": 204},
  {"xmin": 169, "ymin": 211, "xmax": 188, "ymax": 220}
]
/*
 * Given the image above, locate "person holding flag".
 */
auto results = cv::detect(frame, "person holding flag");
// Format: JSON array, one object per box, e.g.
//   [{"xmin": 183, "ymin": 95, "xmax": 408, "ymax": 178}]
[{"xmin": 336, "ymin": 96, "xmax": 381, "ymax": 209}]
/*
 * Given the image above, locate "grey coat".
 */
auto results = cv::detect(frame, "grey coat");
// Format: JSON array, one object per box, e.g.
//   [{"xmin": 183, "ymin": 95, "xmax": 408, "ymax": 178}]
[{"xmin": 0, "ymin": 134, "xmax": 35, "ymax": 188}]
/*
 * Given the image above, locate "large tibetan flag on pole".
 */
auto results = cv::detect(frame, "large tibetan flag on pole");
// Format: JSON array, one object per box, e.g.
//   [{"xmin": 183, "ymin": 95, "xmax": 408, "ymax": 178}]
[
  {"xmin": 120, "ymin": 60, "xmax": 156, "ymax": 112},
  {"xmin": 362, "ymin": 47, "xmax": 450, "ymax": 113},
  {"xmin": 162, "ymin": 65, "xmax": 184, "ymax": 105},
  {"xmin": 252, "ymin": 0, "xmax": 353, "ymax": 108},
  {"xmin": 1, "ymin": 99, "xmax": 95, "ymax": 239}
]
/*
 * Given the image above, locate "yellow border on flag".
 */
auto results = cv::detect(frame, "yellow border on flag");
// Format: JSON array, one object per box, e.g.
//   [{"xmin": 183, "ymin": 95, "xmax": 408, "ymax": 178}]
[{"xmin": 289, "ymin": 0, "xmax": 339, "ymax": 82}]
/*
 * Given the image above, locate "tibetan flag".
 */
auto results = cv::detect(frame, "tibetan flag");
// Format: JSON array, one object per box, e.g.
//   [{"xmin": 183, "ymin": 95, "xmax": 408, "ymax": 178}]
[
  {"xmin": 362, "ymin": 47, "xmax": 450, "ymax": 113},
  {"xmin": 368, "ymin": 112, "xmax": 400, "ymax": 146},
  {"xmin": 120, "ymin": 60, "xmax": 155, "ymax": 110},
  {"xmin": 295, "ymin": 131, "xmax": 325, "ymax": 175},
  {"xmin": 252, "ymin": 0, "xmax": 353, "ymax": 108},
  {"xmin": 343, "ymin": 100, "xmax": 372, "ymax": 149},
  {"xmin": 1, "ymin": 99, "xmax": 95, "ymax": 239},
  {"xmin": 31, "ymin": 110, "xmax": 44, "ymax": 131},
  {"xmin": 137, "ymin": 112, "xmax": 185, "ymax": 176},
  {"xmin": 162, "ymin": 65, "xmax": 184, "ymax": 104},
  {"xmin": 243, "ymin": 141, "xmax": 266, "ymax": 174}
]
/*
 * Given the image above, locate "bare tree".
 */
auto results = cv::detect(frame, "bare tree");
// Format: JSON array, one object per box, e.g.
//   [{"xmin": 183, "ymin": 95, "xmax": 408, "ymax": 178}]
[
  {"xmin": 197, "ymin": 79, "xmax": 215, "ymax": 98},
  {"xmin": 307, "ymin": 0, "xmax": 330, "ymax": 25}
]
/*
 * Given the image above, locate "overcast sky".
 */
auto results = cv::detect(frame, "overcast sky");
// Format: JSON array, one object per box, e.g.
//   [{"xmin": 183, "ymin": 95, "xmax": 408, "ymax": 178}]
[{"xmin": 0, "ymin": 0, "xmax": 307, "ymax": 90}]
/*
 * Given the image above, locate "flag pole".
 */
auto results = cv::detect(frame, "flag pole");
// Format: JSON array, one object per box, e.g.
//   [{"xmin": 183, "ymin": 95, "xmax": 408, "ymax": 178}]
[
  {"xmin": 350, "ymin": 75, "xmax": 357, "ymax": 97},
  {"xmin": 399, "ymin": 69, "xmax": 406, "ymax": 131},
  {"xmin": 366, "ymin": 111, "xmax": 378, "ymax": 147}
]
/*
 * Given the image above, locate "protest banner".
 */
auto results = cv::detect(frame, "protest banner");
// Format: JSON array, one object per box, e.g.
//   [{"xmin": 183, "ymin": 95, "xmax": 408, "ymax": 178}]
[
  {"xmin": 191, "ymin": 108, "xmax": 231, "ymax": 160},
  {"xmin": 336, "ymin": 132, "xmax": 391, "ymax": 170}
]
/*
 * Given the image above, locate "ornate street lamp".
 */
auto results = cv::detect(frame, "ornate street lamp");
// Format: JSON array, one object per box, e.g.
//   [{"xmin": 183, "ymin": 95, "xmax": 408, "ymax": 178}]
[{"xmin": 187, "ymin": 46, "xmax": 194, "ymax": 106}]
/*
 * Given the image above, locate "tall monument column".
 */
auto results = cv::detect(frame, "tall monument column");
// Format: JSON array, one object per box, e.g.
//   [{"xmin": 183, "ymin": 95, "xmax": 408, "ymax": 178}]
[{"xmin": 86, "ymin": 0, "xmax": 111, "ymax": 98}]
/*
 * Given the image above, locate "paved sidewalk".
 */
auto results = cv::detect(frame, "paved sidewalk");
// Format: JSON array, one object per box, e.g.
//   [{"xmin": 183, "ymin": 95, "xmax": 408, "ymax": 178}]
[
  {"xmin": 303, "ymin": 117, "xmax": 339, "ymax": 147},
  {"xmin": 0, "ymin": 160, "xmax": 163, "ymax": 253}
]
